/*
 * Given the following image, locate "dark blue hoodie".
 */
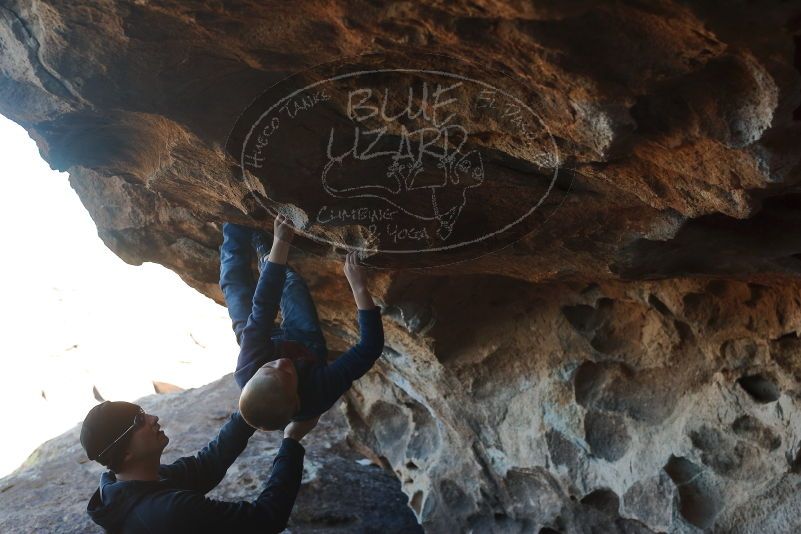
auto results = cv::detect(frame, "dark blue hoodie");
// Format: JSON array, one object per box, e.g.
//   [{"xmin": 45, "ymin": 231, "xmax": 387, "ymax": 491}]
[{"xmin": 86, "ymin": 412, "xmax": 303, "ymax": 533}]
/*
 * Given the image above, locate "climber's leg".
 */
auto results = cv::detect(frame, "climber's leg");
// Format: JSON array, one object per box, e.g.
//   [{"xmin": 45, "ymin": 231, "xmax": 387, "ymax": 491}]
[{"xmin": 219, "ymin": 223, "xmax": 257, "ymax": 346}]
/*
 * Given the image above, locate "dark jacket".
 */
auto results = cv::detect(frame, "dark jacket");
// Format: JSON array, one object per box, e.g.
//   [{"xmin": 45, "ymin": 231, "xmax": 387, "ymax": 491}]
[
  {"xmin": 86, "ymin": 412, "xmax": 304, "ymax": 533},
  {"xmin": 234, "ymin": 260, "xmax": 385, "ymax": 420}
]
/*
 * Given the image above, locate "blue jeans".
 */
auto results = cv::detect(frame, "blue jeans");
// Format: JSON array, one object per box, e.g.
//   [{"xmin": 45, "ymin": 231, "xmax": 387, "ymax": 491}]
[{"xmin": 219, "ymin": 223, "xmax": 328, "ymax": 361}]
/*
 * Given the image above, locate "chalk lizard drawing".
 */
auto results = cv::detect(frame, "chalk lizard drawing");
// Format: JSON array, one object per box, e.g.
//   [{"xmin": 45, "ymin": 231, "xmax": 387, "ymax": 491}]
[{"xmin": 321, "ymin": 130, "xmax": 485, "ymax": 241}]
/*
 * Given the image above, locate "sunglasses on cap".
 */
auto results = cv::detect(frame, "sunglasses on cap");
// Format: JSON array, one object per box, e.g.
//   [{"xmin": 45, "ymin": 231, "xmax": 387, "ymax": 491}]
[{"xmin": 95, "ymin": 408, "xmax": 146, "ymax": 461}]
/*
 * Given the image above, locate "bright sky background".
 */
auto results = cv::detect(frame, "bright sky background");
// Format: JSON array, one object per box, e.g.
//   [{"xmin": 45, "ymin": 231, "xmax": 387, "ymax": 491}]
[{"xmin": 0, "ymin": 115, "xmax": 238, "ymax": 477}]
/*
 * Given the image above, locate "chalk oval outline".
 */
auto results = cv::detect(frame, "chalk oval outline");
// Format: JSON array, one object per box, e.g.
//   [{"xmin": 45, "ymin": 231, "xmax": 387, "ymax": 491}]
[{"xmin": 239, "ymin": 58, "xmax": 561, "ymax": 255}]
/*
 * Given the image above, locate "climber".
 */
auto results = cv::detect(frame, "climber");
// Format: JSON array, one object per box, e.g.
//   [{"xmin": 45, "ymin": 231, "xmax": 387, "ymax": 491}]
[
  {"xmin": 219, "ymin": 214, "xmax": 384, "ymax": 431},
  {"xmin": 79, "ymin": 400, "xmax": 317, "ymax": 533}
]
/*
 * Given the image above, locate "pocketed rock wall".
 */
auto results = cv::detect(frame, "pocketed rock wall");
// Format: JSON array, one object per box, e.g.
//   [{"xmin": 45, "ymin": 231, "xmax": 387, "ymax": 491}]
[
  {"xmin": 348, "ymin": 274, "xmax": 801, "ymax": 532},
  {"xmin": 2, "ymin": 1, "xmax": 801, "ymax": 532}
]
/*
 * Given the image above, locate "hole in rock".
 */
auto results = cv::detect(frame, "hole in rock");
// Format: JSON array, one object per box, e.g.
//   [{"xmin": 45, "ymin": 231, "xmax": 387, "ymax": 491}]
[
  {"xmin": 580, "ymin": 488, "xmax": 620, "ymax": 515},
  {"xmin": 737, "ymin": 374, "xmax": 780, "ymax": 403},
  {"xmin": 664, "ymin": 456, "xmax": 721, "ymax": 529},
  {"xmin": 705, "ymin": 279, "xmax": 729, "ymax": 296},
  {"xmin": 406, "ymin": 461, "xmax": 419, "ymax": 470},
  {"xmin": 410, "ymin": 490, "xmax": 424, "ymax": 515},
  {"xmin": 647, "ymin": 294, "xmax": 672, "ymax": 316},
  {"xmin": 584, "ymin": 411, "xmax": 630, "ymax": 462},
  {"xmin": 673, "ymin": 320, "xmax": 694, "ymax": 344},
  {"xmin": 775, "ymin": 332, "xmax": 799, "ymax": 342},
  {"xmin": 562, "ymin": 304, "xmax": 597, "ymax": 332},
  {"xmin": 539, "ymin": 529, "xmax": 562, "ymax": 534},
  {"xmin": 546, "ymin": 429, "xmax": 581, "ymax": 470},
  {"xmin": 682, "ymin": 292, "xmax": 705, "ymax": 313},
  {"xmin": 573, "ymin": 361, "xmax": 604, "ymax": 406},
  {"xmin": 788, "ymin": 447, "xmax": 801, "ymax": 473}
]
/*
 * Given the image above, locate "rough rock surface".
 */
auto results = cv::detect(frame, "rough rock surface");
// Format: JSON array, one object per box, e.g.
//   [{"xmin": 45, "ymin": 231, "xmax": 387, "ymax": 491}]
[
  {"xmin": 0, "ymin": 375, "xmax": 422, "ymax": 533},
  {"xmin": 2, "ymin": 1, "xmax": 801, "ymax": 532}
]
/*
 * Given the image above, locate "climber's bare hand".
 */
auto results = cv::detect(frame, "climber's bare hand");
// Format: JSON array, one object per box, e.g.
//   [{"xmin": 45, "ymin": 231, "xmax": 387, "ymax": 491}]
[{"xmin": 273, "ymin": 213, "xmax": 295, "ymax": 244}]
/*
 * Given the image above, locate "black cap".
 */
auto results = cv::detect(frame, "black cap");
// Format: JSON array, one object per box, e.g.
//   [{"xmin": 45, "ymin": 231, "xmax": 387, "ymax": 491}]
[{"xmin": 80, "ymin": 401, "xmax": 141, "ymax": 462}]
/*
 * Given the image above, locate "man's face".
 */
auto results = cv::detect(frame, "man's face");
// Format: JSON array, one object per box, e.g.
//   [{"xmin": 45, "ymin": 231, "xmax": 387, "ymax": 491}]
[{"xmin": 124, "ymin": 413, "xmax": 169, "ymax": 461}]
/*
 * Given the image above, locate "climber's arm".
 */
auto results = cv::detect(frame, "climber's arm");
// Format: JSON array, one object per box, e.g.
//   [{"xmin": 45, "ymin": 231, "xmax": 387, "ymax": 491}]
[{"xmin": 302, "ymin": 251, "xmax": 384, "ymax": 414}]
